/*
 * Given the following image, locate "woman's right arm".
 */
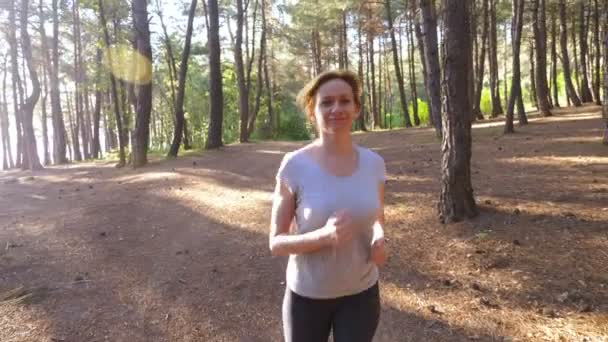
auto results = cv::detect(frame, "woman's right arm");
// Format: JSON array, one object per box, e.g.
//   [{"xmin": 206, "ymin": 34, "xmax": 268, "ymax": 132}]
[{"xmin": 269, "ymin": 179, "xmax": 333, "ymax": 256}]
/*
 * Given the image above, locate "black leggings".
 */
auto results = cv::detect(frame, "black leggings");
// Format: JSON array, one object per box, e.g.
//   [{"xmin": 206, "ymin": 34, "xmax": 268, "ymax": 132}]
[{"xmin": 282, "ymin": 283, "xmax": 380, "ymax": 342}]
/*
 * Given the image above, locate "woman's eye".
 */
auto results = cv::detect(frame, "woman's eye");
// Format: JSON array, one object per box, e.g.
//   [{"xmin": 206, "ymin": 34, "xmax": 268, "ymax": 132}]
[
  {"xmin": 321, "ymin": 101, "xmax": 332, "ymax": 106},
  {"xmin": 340, "ymin": 99, "xmax": 351, "ymax": 104}
]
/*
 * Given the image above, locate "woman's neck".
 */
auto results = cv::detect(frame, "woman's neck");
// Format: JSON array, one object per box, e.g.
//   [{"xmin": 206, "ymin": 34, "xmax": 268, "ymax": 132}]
[{"xmin": 317, "ymin": 133, "xmax": 354, "ymax": 156}]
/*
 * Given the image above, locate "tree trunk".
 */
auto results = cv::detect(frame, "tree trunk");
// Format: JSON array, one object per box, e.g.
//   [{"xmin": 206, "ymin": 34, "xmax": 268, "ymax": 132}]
[
  {"xmin": 592, "ymin": 0, "xmax": 601, "ymax": 105},
  {"xmin": 578, "ymin": 1, "xmax": 593, "ymax": 103},
  {"xmin": 1, "ymin": 56, "xmax": 14, "ymax": 169},
  {"xmin": 572, "ymin": 14, "xmax": 582, "ymax": 99},
  {"xmin": 357, "ymin": 16, "xmax": 368, "ymax": 132},
  {"xmin": 533, "ymin": 0, "xmax": 553, "ymax": 116},
  {"xmin": 368, "ymin": 30, "xmax": 379, "ymax": 129},
  {"xmin": 168, "ymin": 0, "xmax": 197, "ymax": 156},
  {"xmin": 472, "ymin": 0, "xmax": 488, "ymax": 120},
  {"xmin": 92, "ymin": 49, "xmax": 102, "ymax": 159},
  {"xmin": 8, "ymin": 0, "xmax": 25, "ymax": 168},
  {"xmin": 206, "ymin": 0, "xmax": 223, "ymax": 149},
  {"xmin": 529, "ymin": 40, "xmax": 538, "ymax": 110},
  {"xmin": 18, "ymin": 0, "xmax": 43, "ymax": 170},
  {"xmin": 489, "ymin": 0, "xmax": 503, "ymax": 117},
  {"xmin": 247, "ymin": 10, "xmax": 265, "ymax": 137},
  {"xmin": 263, "ymin": 1, "xmax": 274, "ymax": 134},
  {"xmin": 408, "ymin": 8, "xmax": 420, "ymax": 126},
  {"xmin": 418, "ymin": 0, "xmax": 442, "ymax": 137},
  {"xmin": 550, "ymin": 7, "xmax": 561, "ymax": 107},
  {"xmin": 50, "ymin": 0, "xmax": 68, "ymax": 164},
  {"xmin": 99, "ymin": 0, "xmax": 126, "ymax": 166},
  {"xmin": 39, "ymin": 0, "xmax": 51, "ymax": 165},
  {"xmin": 131, "ymin": 0, "xmax": 153, "ymax": 168},
  {"xmin": 439, "ymin": 0, "xmax": 478, "ymax": 223},
  {"xmin": 559, "ymin": 0, "xmax": 582, "ymax": 107},
  {"xmin": 413, "ymin": 8, "xmax": 432, "ymax": 123},
  {"xmin": 504, "ymin": 0, "xmax": 524, "ymax": 134},
  {"xmin": 385, "ymin": 0, "xmax": 411, "ymax": 128},
  {"xmin": 235, "ymin": 0, "xmax": 250, "ymax": 143},
  {"xmin": 603, "ymin": 0, "xmax": 608, "ymax": 144}
]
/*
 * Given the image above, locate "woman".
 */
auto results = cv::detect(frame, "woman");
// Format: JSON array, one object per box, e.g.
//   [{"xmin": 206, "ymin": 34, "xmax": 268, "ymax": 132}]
[{"xmin": 269, "ymin": 70, "xmax": 387, "ymax": 342}]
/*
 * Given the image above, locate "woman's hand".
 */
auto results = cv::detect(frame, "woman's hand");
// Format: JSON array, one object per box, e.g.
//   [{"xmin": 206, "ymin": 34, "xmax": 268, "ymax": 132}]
[
  {"xmin": 370, "ymin": 236, "xmax": 386, "ymax": 267},
  {"xmin": 320, "ymin": 209, "xmax": 355, "ymax": 247}
]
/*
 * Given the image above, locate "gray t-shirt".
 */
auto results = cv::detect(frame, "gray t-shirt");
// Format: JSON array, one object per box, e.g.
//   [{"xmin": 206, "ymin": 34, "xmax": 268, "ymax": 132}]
[{"xmin": 276, "ymin": 144, "xmax": 386, "ymax": 299}]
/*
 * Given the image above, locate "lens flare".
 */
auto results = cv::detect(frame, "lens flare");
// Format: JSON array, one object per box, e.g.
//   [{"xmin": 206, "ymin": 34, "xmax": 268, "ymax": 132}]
[{"xmin": 102, "ymin": 44, "xmax": 152, "ymax": 85}]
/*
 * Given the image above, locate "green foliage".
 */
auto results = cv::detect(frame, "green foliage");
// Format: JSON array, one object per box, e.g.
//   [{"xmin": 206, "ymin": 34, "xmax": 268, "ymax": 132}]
[
  {"xmin": 408, "ymin": 99, "xmax": 429, "ymax": 126},
  {"xmin": 480, "ymin": 87, "xmax": 492, "ymax": 115}
]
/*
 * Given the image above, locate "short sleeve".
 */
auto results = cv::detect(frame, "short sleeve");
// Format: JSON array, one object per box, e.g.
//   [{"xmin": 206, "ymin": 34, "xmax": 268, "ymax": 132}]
[
  {"xmin": 276, "ymin": 152, "xmax": 297, "ymax": 194},
  {"xmin": 374, "ymin": 154, "xmax": 387, "ymax": 183}
]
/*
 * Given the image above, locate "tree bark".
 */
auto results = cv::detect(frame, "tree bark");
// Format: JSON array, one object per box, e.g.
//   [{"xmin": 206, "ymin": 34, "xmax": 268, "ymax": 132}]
[
  {"xmin": 92, "ymin": 49, "xmax": 102, "ymax": 159},
  {"xmin": 408, "ymin": 8, "xmax": 420, "ymax": 126},
  {"xmin": 559, "ymin": 0, "xmax": 582, "ymax": 107},
  {"xmin": 603, "ymin": 0, "xmax": 608, "ymax": 144},
  {"xmin": 528, "ymin": 40, "xmax": 538, "ymax": 110},
  {"xmin": 131, "ymin": 0, "xmax": 153, "ymax": 168},
  {"xmin": 578, "ymin": 1, "xmax": 593, "ymax": 103},
  {"xmin": 489, "ymin": 0, "xmax": 503, "ymax": 117},
  {"xmin": 357, "ymin": 16, "xmax": 368, "ymax": 131},
  {"xmin": 205, "ymin": 0, "xmax": 224, "ymax": 149},
  {"xmin": 235, "ymin": 0, "xmax": 250, "ymax": 143},
  {"xmin": 7, "ymin": 0, "xmax": 25, "ymax": 168},
  {"xmin": 472, "ymin": 0, "xmax": 488, "ymax": 120},
  {"xmin": 19, "ymin": 0, "xmax": 43, "ymax": 170},
  {"xmin": 49, "ymin": 0, "xmax": 68, "ymax": 164},
  {"xmin": 550, "ymin": 7, "xmax": 561, "ymax": 107},
  {"xmin": 592, "ymin": 0, "xmax": 601, "ymax": 105},
  {"xmin": 1, "ymin": 56, "xmax": 14, "ymax": 169},
  {"xmin": 368, "ymin": 25, "xmax": 379, "ymax": 128},
  {"xmin": 418, "ymin": 0, "xmax": 442, "ymax": 137},
  {"xmin": 533, "ymin": 0, "xmax": 553, "ymax": 116},
  {"xmin": 72, "ymin": 0, "xmax": 84, "ymax": 161},
  {"xmin": 247, "ymin": 6, "xmax": 265, "ymax": 137},
  {"xmin": 168, "ymin": 0, "xmax": 197, "ymax": 156},
  {"xmin": 385, "ymin": 0, "xmax": 411, "ymax": 128},
  {"xmin": 99, "ymin": 0, "xmax": 126, "ymax": 166},
  {"xmin": 439, "ymin": 0, "xmax": 478, "ymax": 223},
  {"xmin": 505, "ymin": 0, "xmax": 524, "ymax": 134}
]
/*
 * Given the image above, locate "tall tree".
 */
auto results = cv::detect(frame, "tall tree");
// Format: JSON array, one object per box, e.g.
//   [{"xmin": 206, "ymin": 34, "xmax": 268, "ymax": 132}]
[
  {"xmin": 529, "ymin": 40, "xmax": 538, "ymax": 109},
  {"xmin": 131, "ymin": 0, "xmax": 153, "ymax": 167},
  {"xmin": 1, "ymin": 55, "xmax": 14, "ymax": 169},
  {"xmin": 533, "ymin": 0, "xmax": 553, "ymax": 116},
  {"xmin": 205, "ymin": 0, "xmax": 223, "ymax": 149},
  {"xmin": 39, "ymin": 0, "xmax": 51, "ymax": 165},
  {"xmin": 7, "ymin": 0, "xmax": 25, "ymax": 167},
  {"xmin": 72, "ymin": 0, "xmax": 83, "ymax": 161},
  {"xmin": 51, "ymin": 0, "xmax": 68, "ymax": 164},
  {"xmin": 550, "ymin": 6, "xmax": 560, "ymax": 107},
  {"xmin": 235, "ymin": 0, "xmax": 250, "ymax": 142},
  {"xmin": 559, "ymin": 0, "xmax": 582, "ymax": 107},
  {"xmin": 488, "ymin": 0, "xmax": 503, "ymax": 117},
  {"xmin": 385, "ymin": 0, "xmax": 411, "ymax": 128},
  {"xmin": 99, "ymin": 0, "xmax": 126, "ymax": 166},
  {"xmin": 91, "ymin": 49, "xmax": 102, "ymax": 159},
  {"xmin": 439, "ymin": 0, "xmax": 478, "ymax": 223},
  {"xmin": 592, "ymin": 0, "xmax": 601, "ymax": 105},
  {"xmin": 603, "ymin": 0, "xmax": 608, "ymax": 144},
  {"xmin": 472, "ymin": 0, "xmax": 489, "ymax": 120},
  {"xmin": 418, "ymin": 0, "xmax": 442, "ymax": 137},
  {"xmin": 20, "ymin": 0, "xmax": 43, "ymax": 170},
  {"xmin": 407, "ymin": 7, "xmax": 420, "ymax": 126},
  {"xmin": 168, "ymin": 0, "xmax": 197, "ymax": 156},
  {"xmin": 505, "ymin": 0, "xmax": 524, "ymax": 134},
  {"xmin": 578, "ymin": 1, "xmax": 593, "ymax": 103},
  {"xmin": 356, "ymin": 14, "xmax": 368, "ymax": 132}
]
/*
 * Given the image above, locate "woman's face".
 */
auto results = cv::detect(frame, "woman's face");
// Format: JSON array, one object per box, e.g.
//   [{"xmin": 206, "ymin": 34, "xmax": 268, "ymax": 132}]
[{"xmin": 313, "ymin": 79, "xmax": 359, "ymax": 135}]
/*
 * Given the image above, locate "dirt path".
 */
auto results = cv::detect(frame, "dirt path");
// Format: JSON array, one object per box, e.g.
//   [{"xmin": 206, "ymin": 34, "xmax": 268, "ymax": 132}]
[{"xmin": 1, "ymin": 106, "xmax": 607, "ymax": 342}]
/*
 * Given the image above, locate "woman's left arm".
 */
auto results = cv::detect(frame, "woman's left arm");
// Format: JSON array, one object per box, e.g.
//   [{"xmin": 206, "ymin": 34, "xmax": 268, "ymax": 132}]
[{"xmin": 370, "ymin": 182, "xmax": 387, "ymax": 267}]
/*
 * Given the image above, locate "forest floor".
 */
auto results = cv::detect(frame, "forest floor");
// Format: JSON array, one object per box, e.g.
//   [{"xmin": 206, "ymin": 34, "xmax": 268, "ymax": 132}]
[{"xmin": 1, "ymin": 105, "xmax": 607, "ymax": 342}]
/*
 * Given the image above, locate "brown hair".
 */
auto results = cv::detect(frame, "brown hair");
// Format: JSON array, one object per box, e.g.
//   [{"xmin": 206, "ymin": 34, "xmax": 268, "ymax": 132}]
[{"xmin": 296, "ymin": 70, "xmax": 362, "ymax": 120}]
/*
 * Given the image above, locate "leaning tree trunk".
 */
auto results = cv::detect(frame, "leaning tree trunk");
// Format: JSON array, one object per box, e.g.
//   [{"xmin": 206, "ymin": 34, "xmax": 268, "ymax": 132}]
[
  {"xmin": 168, "ymin": 0, "xmax": 197, "ymax": 156},
  {"xmin": 578, "ymin": 1, "xmax": 593, "ymax": 103},
  {"xmin": 99, "ymin": 0, "xmax": 126, "ymax": 166},
  {"xmin": 439, "ymin": 0, "xmax": 478, "ymax": 223},
  {"xmin": 205, "ymin": 0, "xmax": 223, "ymax": 149},
  {"xmin": 386, "ymin": 0, "xmax": 411, "ymax": 128},
  {"xmin": 51, "ymin": 0, "xmax": 68, "ymax": 164},
  {"xmin": 418, "ymin": 0, "xmax": 442, "ymax": 137},
  {"xmin": 20, "ymin": 0, "xmax": 43, "ymax": 170},
  {"xmin": 131, "ymin": 0, "xmax": 153, "ymax": 168},
  {"xmin": 559, "ymin": 0, "xmax": 582, "ymax": 107},
  {"xmin": 505, "ymin": 0, "xmax": 524, "ymax": 134},
  {"xmin": 489, "ymin": 0, "xmax": 503, "ymax": 117},
  {"xmin": 533, "ymin": 0, "xmax": 553, "ymax": 116}
]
